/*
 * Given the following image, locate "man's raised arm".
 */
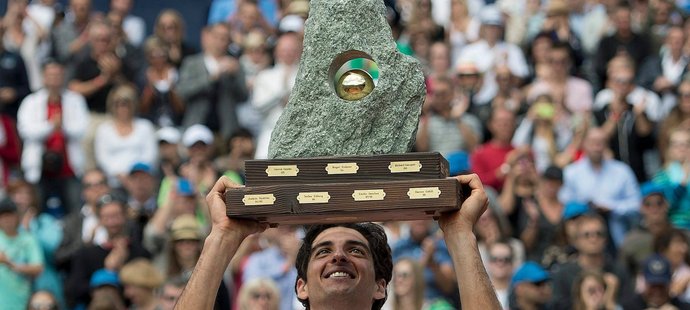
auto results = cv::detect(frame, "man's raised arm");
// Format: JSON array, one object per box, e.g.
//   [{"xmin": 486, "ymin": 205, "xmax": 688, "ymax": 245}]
[
  {"xmin": 175, "ymin": 177, "xmax": 267, "ymax": 309},
  {"xmin": 439, "ymin": 174, "xmax": 501, "ymax": 309}
]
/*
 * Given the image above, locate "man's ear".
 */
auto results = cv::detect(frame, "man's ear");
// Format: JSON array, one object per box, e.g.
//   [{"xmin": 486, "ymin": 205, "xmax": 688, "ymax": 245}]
[
  {"xmin": 374, "ymin": 279, "xmax": 387, "ymax": 300},
  {"xmin": 296, "ymin": 277, "xmax": 309, "ymax": 300}
]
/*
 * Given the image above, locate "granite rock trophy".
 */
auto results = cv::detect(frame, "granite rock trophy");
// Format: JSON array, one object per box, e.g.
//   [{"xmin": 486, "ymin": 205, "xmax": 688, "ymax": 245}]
[{"xmin": 226, "ymin": 0, "xmax": 465, "ymax": 225}]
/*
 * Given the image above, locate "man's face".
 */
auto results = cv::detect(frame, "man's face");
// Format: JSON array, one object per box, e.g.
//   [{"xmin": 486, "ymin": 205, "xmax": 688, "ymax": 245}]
[
  {"xmin": 43, "ymin": 64, "xmax": 65, "ymax": 91},
  {"xmin": 667, "ymin": 28, "xmax": 684, "ymax": 56},
  {"xmin": 275, "ymin": 34, "xmax": 301, "ymax": 66},
  {"xmin": 609, "ymin": 69, "xmax": 635, "ymax": 97},
  {"xmin": 583, "ymin": 129, "xmax": 607, "ymax": 164},
  {"xmin": 575, "ymin": 219, "xmax": 607, "ymax": 255},
  {"xmin": 127, "ymin": 172, "xmax": 155, "ymax": 200},
  {"xmin": 71, "ymin": 0, "xmax": 91, "ymax": 21},
  {"xmin": 516, "ymin": 281, "xmax": 552, "ymax": 305},
  {"xmin": 489, "ymin": 109, "xmax": 516, "ymax": 142},
  {"xmin": 296, "ymin": 227, "xmax": 386, "ymax": 307},
  {"xmin": 614, "ymin": 8, "xmax": 632, "ymax": 34},
  {"xmin": 207, "ymin": 25, "xmax": 230, "ymax": 57},
  {"xmin": 644, "ymin": 284, "xmax": 671, "ymax": 307},
  {"xmin": 430, "ymin": 82, "xmax": 453, "ymax": 113},
  {"xmin": 98, "ymin": 202, "xmax": 126, "ymax": 238},
  {"xmin": 641, "ymin": 194, "xmax": 668, "ymax": 224},
  {"xmin": 0, "ymin": 212, "xmax": 19, "ymax": 234},
  {"xmin": 82, "ymin": 172, "xmax": 110, "ymax": 206}
]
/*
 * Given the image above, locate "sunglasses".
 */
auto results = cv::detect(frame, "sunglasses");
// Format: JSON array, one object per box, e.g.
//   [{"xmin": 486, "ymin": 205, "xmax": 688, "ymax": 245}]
[
  {"xmin": 490, "ymin": 255, "xmax": 513, "ymax": 264},
  {"xmin": 579, "ymin": 230, "xmax": 606, "ymax": 239}
]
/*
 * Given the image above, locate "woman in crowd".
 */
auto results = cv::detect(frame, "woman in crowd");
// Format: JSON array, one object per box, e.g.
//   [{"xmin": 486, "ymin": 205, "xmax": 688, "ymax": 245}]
[
  {"xmin": 152, "ymin": 9, "xmax": 196, "ymax": 68},
  {"xmin": 139, "ymin": 36, "xmax": 184, "ymax": 128},
  {"xmin": 446, "ymin": 0, "xmax": 479, "ymax": 64},
  {"xmin": 94, "ymin": 84, "xmax": 157, "ymax": 186},
  {"xmin": 237, "ymin": 278, "xmax": 281, "ymax": 310},
  {"xmin": 572, "ymin": 271, "xmax": 620, "ymax": 310},
  {"xmin": 659, "ymin": 80, "xmax": 690, "ymax": 162},
  {"xmin": 387, "ymin": 258, "xmax": 426, "ymax": 310},
  {"xmin": 119, "ymin": 259, "xmax": 164, "ymax": 310},
  {"xmin": 652, "ymin": 128, "xmax": 690, "ymax": 230},
  {"xmin": 476, "ymin": 205, "xmax": 525, "ymax": 268}
]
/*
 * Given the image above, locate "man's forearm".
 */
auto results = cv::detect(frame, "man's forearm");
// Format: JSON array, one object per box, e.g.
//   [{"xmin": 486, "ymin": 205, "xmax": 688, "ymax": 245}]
[
  {"xmin": 175, "ymin": 229, "xmax": 242, "ymax": 309},
  {"xmin": 446, "ymin": 232, "xmax": 501, "ymax": 309}
]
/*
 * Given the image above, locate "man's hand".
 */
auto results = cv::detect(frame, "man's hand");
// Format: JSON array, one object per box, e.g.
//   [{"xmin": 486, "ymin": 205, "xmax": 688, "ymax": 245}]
[
  {"xmin": 439, "ymin": 174, "xmax": 489, "ymax": 235},
  {"xmin": 206, "ymin": 176, "xmax": 267, "ymax": 238}
]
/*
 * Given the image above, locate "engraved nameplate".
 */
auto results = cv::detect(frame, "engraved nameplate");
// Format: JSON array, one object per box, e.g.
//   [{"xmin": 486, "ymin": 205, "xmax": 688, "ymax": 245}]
[
  {"xmin": 389, "ymin": 161, "xmax": 422, "ymax": 173},
  {"xmin": 407, "ymin": 187, "xmax": 441, "ymax": 199},
  {"xmin": 265, "ymin": 165, "xmax": 299, "ymax": 177},
  {"xmin": 352, "ymin": 189, "xmax": 386, "ymax": 201},
  {"xmin": 325, "ymin": 162, "xmax": 359, "ymax": 175},
  {"xmin": 242, "ymin": 194, "xmax": 276, "ymax": 206},
  {"xmin": 297, "ymin": 192, "xmax": 331, "ymax": 204}
]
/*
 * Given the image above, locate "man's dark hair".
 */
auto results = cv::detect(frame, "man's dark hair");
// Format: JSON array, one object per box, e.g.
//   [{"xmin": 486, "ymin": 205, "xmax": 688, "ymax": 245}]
[{"xmin": 294, "ymin": 223, "xmax": 393, "ymax": 310}]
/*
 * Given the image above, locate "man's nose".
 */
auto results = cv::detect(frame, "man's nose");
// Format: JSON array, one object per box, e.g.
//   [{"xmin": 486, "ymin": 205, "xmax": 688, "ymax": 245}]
[{"xmin": 331, "ymin": 249, "xmax": 349, "ymax": 262}]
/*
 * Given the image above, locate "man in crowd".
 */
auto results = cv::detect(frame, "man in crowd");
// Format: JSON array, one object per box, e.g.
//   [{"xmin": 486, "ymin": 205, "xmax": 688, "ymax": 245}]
[
  {"xmin": 621, "ymin": 254, "xmax": 690, "ymax": 309},
  {"xmin": 470, "ymin": 107, "xmax": 517, "ymax": 192},
  {"xmin": 510, "ymin": 262, "xmax": 552, "ymax": 310}
]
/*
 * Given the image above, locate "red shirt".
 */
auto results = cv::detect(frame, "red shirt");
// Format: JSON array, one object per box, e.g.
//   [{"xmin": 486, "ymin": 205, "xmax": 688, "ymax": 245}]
[
  {"xmin": 45, "ymin": 99, "xmax": 74, "ymax": 177},
  {"xmin": 470, "ymin": 141, "xmax": 514, "ymax": 191}
]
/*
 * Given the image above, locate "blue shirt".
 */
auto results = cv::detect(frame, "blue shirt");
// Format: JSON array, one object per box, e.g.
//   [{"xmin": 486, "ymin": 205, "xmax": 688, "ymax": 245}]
[
  {"xmin": 392, "ymin": 237, "xmax": 453, "ymax": 301},
  {"xmin": 243, "ymin": 246, "xmax": 297, "ymax": 310},
  {"xmin": 559, "ymin": 158, "xmax": 641, "ymax": 215}
]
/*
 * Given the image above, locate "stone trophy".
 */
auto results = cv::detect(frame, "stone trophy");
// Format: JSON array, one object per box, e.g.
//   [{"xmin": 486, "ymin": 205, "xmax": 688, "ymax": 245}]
[{"xmin": 226, "ymin": 0, "xmax": 465, "ymax": 225}]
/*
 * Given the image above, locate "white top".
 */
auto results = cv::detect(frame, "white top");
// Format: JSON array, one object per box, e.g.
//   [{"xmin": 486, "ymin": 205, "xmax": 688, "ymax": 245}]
[{"xmin": 94, "ymin": 118, "xmax": 158, "ymax": 185}]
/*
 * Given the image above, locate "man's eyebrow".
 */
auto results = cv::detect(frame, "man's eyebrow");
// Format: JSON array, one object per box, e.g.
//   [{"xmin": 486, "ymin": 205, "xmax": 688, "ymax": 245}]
[{"xmin": 311, "ymin": 240, "xmax": 370, "ymax": 252}]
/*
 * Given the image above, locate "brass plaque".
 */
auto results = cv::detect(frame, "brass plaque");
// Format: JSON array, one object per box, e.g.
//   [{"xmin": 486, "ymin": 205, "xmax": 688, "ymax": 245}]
[
  {"xmin": 265, "ymin": 165, "xmax": 299, "ymax": 177},
  {"xmin": 297, "ymin": 192, "xmax": 331, "ymax": 204},
  {"xmin": 407, "ymin": 187, "xmax": 441, "ymax": 199},
  {"xmin": 389, "ymin": 161, "xmax": 422, "ymax": 173},
  {"xmin": 325, "ymin": 162, "xmax": 359, "ymax": 175},
  {"xmin": 242, "ymin": 194, "xmax": 276, "ymax": 206},
  {"xmin": 352, "ymin": 189, "xmax": 386, "ymax": 201}
]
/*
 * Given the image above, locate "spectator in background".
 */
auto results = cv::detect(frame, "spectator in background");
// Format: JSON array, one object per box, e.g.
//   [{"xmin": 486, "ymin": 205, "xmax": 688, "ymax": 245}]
[
  {"xmin": 593, "ymin": 62, "xmax": 657, "ymax": 182},
  {"xmin": 217, "ymin": 128, "xmax": 255, "ymax": 185},
  {"xmin": 108, "ymin": 0, "xmax": 145, "ymax": 46},
  {"xmin": 660, "ymin": 79, "xmax": 690, "ymax": 161},
  {"xmin": 638, "ymin": 26, "xmax": 687, "ymax": 120},
  {"xmin": 87, "ymin": 268, "xmax": 127, "ymax": 310},
  {"xmin": 65, "ymin": 192, "xmax": 150, "ymax": 308},
  {"xmin": 7, "ymin": 180, "xmax": 65, "ymax": 307},
  {"xmin": 470, "ymin": 107, "xmax": 516, "ymax": 192},
  {"xmin": 593, "ymin": 3, "xmax": 652, "ymax": 91},
  {"xmin": 243, "ymin": 226, "xmax": 301, "ymax": 310},
  {"xmin": 155, "ymin": 126, "xmax": 182, "ymax": 179},
  {"xmin": 0, "ymin": 19, "xmax": 31, "ymax": 119},
  {"xmin": 177, "ymin": 23, "xmax": 248, "ymax": 140},
  {"xmin": 653, "ymin": 128, "xmax": 690, "ymax": 230},
  {"xmin": 486, "ymin": 241, "xmax": 515, "ymax": 310},
  {"xmin": 228, "ymin": 1, "xmax": 275, "ymax": 51},
  {"xmin": 619, "ymin": 182, "xmax": 674, "ymax": 283},
  {"xmin": 51, "ymin": 0, "xmax": 92, "ymax": 67},
  {"xmin": 252, "ymin": 32, "xmax": 301, "ymax": 159},
  {"xmin": 139, "ymin": 36, "xmax": 184, "ymax": 128},
  {"xmin": 158, "ymin": 276, "xmax": 187, "ymax": 310},
  {"xmin": 3, "ymin": 0, "xmax": 51, "ymax": 91},
  {"xmin": 119, "ymin": 258, "xmax": 164, "ymax": 310},
  {"xmin": 54, "ymin": 169, "xmax": 110, "ymax": 272},
  {"xmin": 549, "ymin": 213, "xmax": 633, "ymax": 310},
  {"xmin": 121, "ymin": 162, "xmax": 158, "ymax": 235},
  {"xmin": 446, "ymin": 0, "xmax": 480, "ymax": 65},
  {"xmin": 152, "ymin": 9, "xmax": 196, "ymax": 68},
  {"xmin": 94, "ymin": 84, "xmax": 157, "ymax": 187},
  {"xmin": 178, "ymin": 124, "xmax": 218, "ymax": 196},
  {"xmin": 426, "ymin": 41, "xmax": 452, "ymax": 82},
  {"xmin": 27, "ymin": 290, "xmax": 60, "ymax": 310},
  {"xmin": 476, "ymin": 206, "xmax": 526, "ymax": 267},
  {"xmin": 387, "ymin": 257, "xmax": 426, "ymax": 310},
  {"xmin": 571, "ymin": 271, "xmax": 620, "ymax": 310},
  {"xmin": 392, "ymin": 220, "xmax": 456, "ymax": 305},
  {"xmin": 509, "ymin": 262, "xmax": 553, "ymax": 310},
  {"xmin": 654, "ymin": 229, "xmax": 690, "ymax": 302},
  {"xmin": 0, "ymin": 198, "xmax": 44, "ymax": 310},
  {"xmin": 457, "ymin": 5, "xmax": 529, "ymax": 106},
  {"xmin": 416, "ymin": 75, "xmax": 482, "ymax": 157},
  {"xmin": 622, "ymin": 254, "xmax": 690, "ymax": 310},
  {"xmin": 17, "ymin": 60, "xmax": 89, "ymax": 215},
  {"xmin": 237, "ymin": 278, "xmax": 281, "ymax": 310},
  {"xmin": 559, "ymin": 128, "xmax": 642, "ymax": 248}
]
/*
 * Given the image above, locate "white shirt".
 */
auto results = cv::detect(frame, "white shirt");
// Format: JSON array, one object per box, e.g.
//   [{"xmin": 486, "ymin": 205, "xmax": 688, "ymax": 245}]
[
  {"xmin": 203, "ymin": 54, "xmax": 221, "ymax": 77},
  {"xmin": 593, "ymin": 86, "xmax": 667, "ymax": 122},
  {"xmin": 94, "ymin": 118, "xmax": 158, "ymax": 185},
  {"xmin": 80, "ymin": 205, "xmax": 107, "ymax": 246},
  {"xmin": 661, "ymin": 51, "xmax": 687, "ymax": 85}
]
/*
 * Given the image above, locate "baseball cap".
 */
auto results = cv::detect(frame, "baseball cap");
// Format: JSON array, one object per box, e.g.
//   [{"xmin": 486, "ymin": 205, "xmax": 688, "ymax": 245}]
[
  {"xmin": 90, "ymin": 269, "xmax": 120, "ymax": 289},
  {"xmin": 563, "ymin": 201, "xmax": 590, "ymax": 221},
  {"xmin": 171, "ymin": 214, "xmax": 202, "ymax": 241},
  {"xmin": 177, "ymin": 178, "xmax": 196, "ymax": 197},
  {"xmin": 512, "ymin": 262, "xmax": 550, "ymax": 286},
  {"xmin": 129, "ymin": 162, "xmax": 153, "ymax": 175},
  {"xmin": 182, "ymin": 125, "xmax": 214, "ymax": 148},
  {"xmin": 0, "ymin": 198, "xmax": 17, "ymax": 214},
  {"xmin": 157, "ymin": 127, "xmax": 181, "ymax": 144},
  {"xmin": 480, "ymin": 5, "xmax": 504, "ymax": 27},
  {"xmin": 641, "ymin": 182, "xmax": 666, "ymax": 198},
  {"xmin": 643, "ymin": 254, "xmax": 672, "ymax": 285}
]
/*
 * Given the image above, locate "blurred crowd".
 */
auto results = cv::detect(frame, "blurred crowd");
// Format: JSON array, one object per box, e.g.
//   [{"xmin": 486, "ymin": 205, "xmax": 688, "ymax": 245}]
[{"xmin": 2, "ymin": 0, "xmax": 690, "ymax": 309}]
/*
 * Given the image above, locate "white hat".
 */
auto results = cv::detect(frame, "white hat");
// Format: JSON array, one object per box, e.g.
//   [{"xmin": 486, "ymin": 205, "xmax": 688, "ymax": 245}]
[
  {"xmin": 480, "ymin": 5, "xmax": 504, "ymax": 27},
  {"xmin": 156, "ymin": 127, "xmax": 181, "ymax": 144},
  {"xmin": 279, "ymin": 15, "xmax": 305, "ymax": 33},
  {"xmin": 182, "ymin": 125, "xmax": 214, "ymax": 147}
]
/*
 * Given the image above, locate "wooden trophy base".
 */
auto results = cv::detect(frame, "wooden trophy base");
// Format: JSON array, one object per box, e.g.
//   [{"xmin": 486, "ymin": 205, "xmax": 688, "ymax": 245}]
[{"xmin": 226, "ymin": 152, "xmax": 465, "ymax": 226}]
